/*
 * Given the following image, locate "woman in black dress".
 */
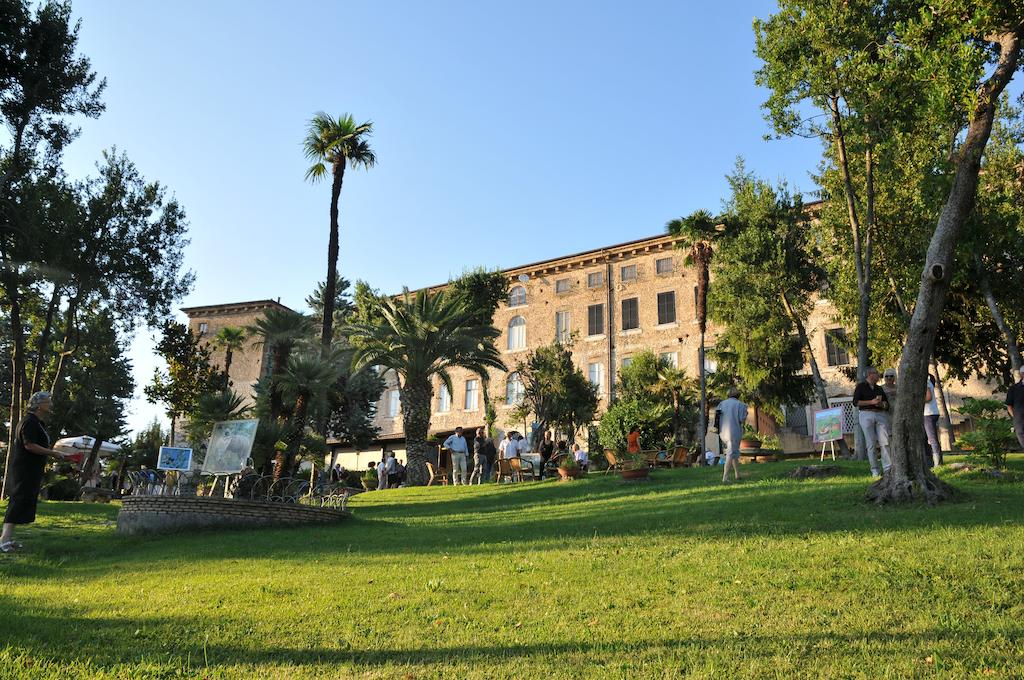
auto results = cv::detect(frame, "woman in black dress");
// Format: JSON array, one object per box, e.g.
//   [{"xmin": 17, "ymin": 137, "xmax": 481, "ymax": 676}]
[{"xmin": 2, "ymin": 392, "xmax": 67, "ymax": 552}]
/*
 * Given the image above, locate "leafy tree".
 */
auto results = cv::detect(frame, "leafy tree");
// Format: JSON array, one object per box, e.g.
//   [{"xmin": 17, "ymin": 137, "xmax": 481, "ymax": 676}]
[
  {"xmin": 113, "ymin": 418, "xmax": 163, "ymax": 487},
  {"xmin": 650, "ymin": 363, "xmax": 698, "ymax": 446},
  {"xmin": 347, "ymin": 289, "xmax": 505, "ymax": 485},
  {"xmin": 706, "ymin": 162, "xmax": 833, "ymax": 448},
  {"xmin": 212, "ymin": 326, "xmax": 246, "ymax": 387},
  {"xmin": 324, "ymin": 351, "xmax": 384, "ymax": 466},
  {"xmin": 276, "ymin": 351, "xmax": 340, "ymax": 479},
  {"xmin": 246, "ymin": 308, "xmax": 312, "ymax": 421},
  {"xmin": 598, "ymin": 399, "xmax": 670, "ymax": 456},
  {"xmin": 303, "ymin": 112, "xmax": 376, "ymax": 357},
  {"xmin": 513, "ymin": 340, "xmax": 598, "ymax": 447},
  {"xmin": 955, "ymin": 398, "xmax": 1016, "ymax": 470},
  {"xmin": 144, "ymin": 321, "xmax": 225, "ymax": 444},
  {"xmin": 449, "ymin": 267, "xmax": 509, "ymax": 436},
  {"xmin": 305, "ymin": 271, "xmax": 354, "ymax": 344}
]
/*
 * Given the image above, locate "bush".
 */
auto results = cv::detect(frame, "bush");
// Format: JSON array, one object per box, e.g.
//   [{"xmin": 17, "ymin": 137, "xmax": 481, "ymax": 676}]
[
  {"xmin": 598, "ymin": 398, "xmax": 670, "ymax": 454},
  {"xmin": 956, "ymin": 398, "xmax": 1016, "ymax": 469}
]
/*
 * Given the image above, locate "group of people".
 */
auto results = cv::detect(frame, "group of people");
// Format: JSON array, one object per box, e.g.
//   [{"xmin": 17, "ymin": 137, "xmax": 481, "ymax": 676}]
[
  {"xmin": 440, "ymin": 426, "xmax": 589, "ymax": 485},
  {"xmin": 366, "ymin": 450, "xmax": 406, "ymax": 490},
  {"xmin": 855, "ymin": 366, "xmax": 943, "ymax": 477}
]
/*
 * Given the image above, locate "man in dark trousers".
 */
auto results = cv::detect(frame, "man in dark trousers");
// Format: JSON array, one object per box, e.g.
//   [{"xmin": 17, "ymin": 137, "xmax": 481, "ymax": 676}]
[
  {"xmin": 854, "ymin": 367, "xmax": 891, "ymax": 477},
  {"xmin": 1005, "ymin": 372, "xmax": 1024, "ymax": 450}
]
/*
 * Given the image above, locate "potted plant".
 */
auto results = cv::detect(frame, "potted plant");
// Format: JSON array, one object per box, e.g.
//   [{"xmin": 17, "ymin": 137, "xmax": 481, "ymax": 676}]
[
  {"xmin": 620, "ymin": 453, "xmax": 650, "ymax": 480},
  {"xmin": 557, "ymin": 455, "xmax": 582, "ymax": 480},
  {"xmin": 739, "ymin": 424, "xmax": 762, "ymax": 453}
]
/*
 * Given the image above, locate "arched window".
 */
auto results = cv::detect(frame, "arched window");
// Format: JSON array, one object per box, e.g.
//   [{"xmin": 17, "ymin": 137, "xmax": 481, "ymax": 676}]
[
  {"xmin": 507, "ymin": 315, "xmax": 526, "ymax": 350},
  {"xmin": 506, "ymin": 372, "xmax": 525, "ymax": 405},
  {"xmin": 509, "ymin": 286, "xmax": 527, "ymax": 307}
]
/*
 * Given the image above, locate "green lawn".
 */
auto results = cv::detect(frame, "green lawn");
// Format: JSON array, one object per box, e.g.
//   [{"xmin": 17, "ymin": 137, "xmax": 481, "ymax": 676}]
[{"xmin": 2, "ymin": 458, "xmax": 1023, "ymax": 679}]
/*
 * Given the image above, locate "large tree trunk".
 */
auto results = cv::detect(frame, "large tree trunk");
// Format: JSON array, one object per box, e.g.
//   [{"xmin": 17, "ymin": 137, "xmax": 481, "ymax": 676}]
[
  {"xmin": 871, "ymin": 29, "xmax": 1020, "ymax": 505},
  {"xmin": 975, "ymin": 251, "xmax": 1023, "ymax": 382},
  {"xmin": 1, "ymin": 276, "xmax": 29, "ymax": 500},
  {"xmin": 694, "ymin": 252, "xmax": 710, "ymax": 465},
  {"xmin": 400, "ymin": 375, "xmax": 433, "ymax": 486},
  {"xmin": 930, "ymin": 360, "xmax": 954, "ymax": 450},
  {"xmin": 269, "ymin": 348, "xmax": 286, "ymax": 421},
  {"xmin": 321, "ymin": 161, "xmax": 346, "ymax": 358},
  {"xmin": 223, "ymin": 349, "xmax": 233, "ymax": 389}
]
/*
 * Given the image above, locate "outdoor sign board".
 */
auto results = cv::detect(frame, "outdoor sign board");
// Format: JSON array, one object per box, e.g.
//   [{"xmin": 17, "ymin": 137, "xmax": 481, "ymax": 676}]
[
  {"xmin": 157, "ymin": 446, "xmax": 193, "ymax": 472},
  {"xmin": 812, "ymin": 407, "xmax": 844, "ymax": 443},
  {"xmin": 201, "ymin": 419, "xmax": 259, "ymax": 475}
]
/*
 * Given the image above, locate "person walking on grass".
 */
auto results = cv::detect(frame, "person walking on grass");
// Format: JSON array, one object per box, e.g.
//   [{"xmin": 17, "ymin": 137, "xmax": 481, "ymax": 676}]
[
  {"xmin": 470, "ymin": 428, "xmax": 488, "ymax": 485},
  {"xmin": 854, "ymin": 367, "xmax": 891, "ymax": 477},
  {"xmin": 2, "ymin": 392, "xmax": 70, "ymax": 553},
  {"xmin": 716, "ymin": 387, "xmax": 747, "ymax": 483},
  {"xmin": 444, "ymin": 427, "xmax": 469, "ymax": 485}
]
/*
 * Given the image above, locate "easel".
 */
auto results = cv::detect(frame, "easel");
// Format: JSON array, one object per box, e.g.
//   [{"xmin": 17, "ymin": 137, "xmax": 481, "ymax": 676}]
[{"xmin": 819, "ymin": 439, "xmax": 838, "ymax": 461}]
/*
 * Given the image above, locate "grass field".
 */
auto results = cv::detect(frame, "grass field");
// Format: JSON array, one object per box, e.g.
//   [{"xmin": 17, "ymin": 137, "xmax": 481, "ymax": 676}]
[{"xmin": 2, "ymin": 457, "xmax": 1023, "ymax": 679}]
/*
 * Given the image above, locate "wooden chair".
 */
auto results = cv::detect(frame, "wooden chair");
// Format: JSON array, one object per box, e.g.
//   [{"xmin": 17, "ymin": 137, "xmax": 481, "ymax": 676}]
[
  {"xmin": 641, "ymin": 450, "xmax": 660, "ymax": 468},
  {"xmin": 604, "ymin": 449, "xmax": 622, "ymax": 474},
  {"xmin": 495, "ymin": 458, "xmax": 517, "ymax": 483},
  {"xmin": 509, "ymin": 457, "xmax": 531, "ymax": 482},
  {"xmin": 426, "ymin": 462, "xmax": 449, "ymax": 486}
]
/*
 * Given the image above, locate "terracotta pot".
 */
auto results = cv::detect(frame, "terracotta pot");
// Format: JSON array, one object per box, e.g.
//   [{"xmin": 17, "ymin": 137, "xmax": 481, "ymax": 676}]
[
  {"xmin": 739, "ymin": 438, "xmax": 762, "ymax": 451},
  {"xmin": 621, "ymin": 467, "xmax": 650, "ymax": 480},
  {"xmin": 557, "ymin": 467, "xmax": 582, "ymax": 480}
]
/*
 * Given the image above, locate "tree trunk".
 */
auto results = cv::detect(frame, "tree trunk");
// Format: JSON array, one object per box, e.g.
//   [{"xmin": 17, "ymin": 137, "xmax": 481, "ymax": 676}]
[
  {"xmin": 871, "ymin": 29, "xmax": 1020, "ymax": 505},
  {"xmin": 321, "ymin": 160, "xmax": 346, "ymax": 358},
  {"xmin": 277, "ymin": 395, "xmax": 308, "ymax": 480},
  {"xmin": 697, "ymin": 332, "xmax": 707, "ymax": 465},
  {"xmin": 829, "ymin": 97, "xmax": 872, "ymax": 460},
  {"xmin": 671, "ymin": 392, "xmax": 680, "ymax": 444},
  {"xmin": 400, "ymin": 375, "xmax": 433, "ymax": 485},
  {"xmin": 1, "ymin": 276, "xmax": 28, "ymax": 500},
  {"xmin": 30, "ymin": 285, "xmax": 62, "ymax": 394},
  {"xmin": 223, "ymin": 349, "xmax": 234, "ymax": 389},
  {"xmin": 50, "ymin": 295, "xmax": 80, "ymax": 398},
  {"xmin": 81, "ymin": 437, "xmax": 105, "ymax": 488},
  {"xmin": 782, "ymin": 291, "xmax": 852, "ymax": 457},
  {"xmin": 930, "ymin": 360, "xmax": 954, "ymax": 450},
  {"xmin": 975, "ymin": 251, "xmax": 1023, "ymax": 382}
]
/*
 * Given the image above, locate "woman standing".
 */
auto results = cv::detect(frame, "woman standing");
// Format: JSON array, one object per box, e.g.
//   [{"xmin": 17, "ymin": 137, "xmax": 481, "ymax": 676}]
[{"xmin": 2, "ymin": 392, "xmax": 68, "ymax": 553}]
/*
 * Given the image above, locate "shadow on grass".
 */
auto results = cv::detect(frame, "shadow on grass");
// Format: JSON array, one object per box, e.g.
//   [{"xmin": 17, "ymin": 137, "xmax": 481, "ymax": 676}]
[
  {"xmin": 4, "ymin": 460, "xmax": 1023, "ymax": 581},
  {"xmin": 1, "ymin": 594, "xmax": 1021, "ymax": 672}
]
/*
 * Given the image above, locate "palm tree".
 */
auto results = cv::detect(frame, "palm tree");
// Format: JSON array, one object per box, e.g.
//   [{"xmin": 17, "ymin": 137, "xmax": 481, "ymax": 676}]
[
  {"xmin": 303, "ymin": 112, "xmax": 376, "ymax": 357},
  {"xmin": 650, "ymin": 364, "xmax": 698, "ymax": 447},
  {"xmin": 212, "ymin": 326, "xmax": 246, "ymax": 388},
  {"xmin": 275, "ymin": 351, "xmax": 340, "ymax": 479},
  {"xmin": 247, "ymin": 309, "xmax": 313, "ymax": 421},
  {"xmin": 346, "ymin": 290, "xmax": 506, "ymax": 485},
  {"xmin": 667, "ymin": 210, "xmax": 729, "ymax": 463}
]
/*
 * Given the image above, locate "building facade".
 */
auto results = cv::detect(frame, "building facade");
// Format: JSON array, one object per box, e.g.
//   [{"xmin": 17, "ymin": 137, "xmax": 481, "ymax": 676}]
[{"xmin": 181, "ymin": 299, "xmax": 294, "ymax": 407}]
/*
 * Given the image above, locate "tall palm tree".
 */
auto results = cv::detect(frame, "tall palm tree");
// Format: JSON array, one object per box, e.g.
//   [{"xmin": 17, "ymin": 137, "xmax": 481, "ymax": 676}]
[
  {"xmin": 667, "ymin": 211, "xmax": 729, "ymax": 463},
  {"xmin": 275, "ymin": 351, "xmax": 340, "ymax": 479},
  {"xmin": 212, "ymin": 326, "xmax": 246, "ymax": 388},
  {"xmin": 650, "ymin": 364, "xmax": 698, "ymax": 446},
  {"xmin": 303, "ymin": 112, "xmax": 376, "ymax": 358},
  {"xmin": 248, "ymin": 309, "xmax": 313, "ymax": 421},
  {"xmin": 346, "ymin": 290, "xmax": 506, "ymax": 485}
]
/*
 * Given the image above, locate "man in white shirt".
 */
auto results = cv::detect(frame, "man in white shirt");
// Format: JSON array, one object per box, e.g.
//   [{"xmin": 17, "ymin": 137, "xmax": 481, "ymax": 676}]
[
  {"xmin": 443, "ymin": 427, "xmax": 469, "ymax": 485},
  {"xmin": 572, "ymin": 443, "xmax": 589, "ymax": 471},
  {"xmin": 499, "ymin": 432, "xmax": 514, "ymax": 460},
  {"xmin": 376, "ymin": 458, "xmax": 388, "ymax": 491}
]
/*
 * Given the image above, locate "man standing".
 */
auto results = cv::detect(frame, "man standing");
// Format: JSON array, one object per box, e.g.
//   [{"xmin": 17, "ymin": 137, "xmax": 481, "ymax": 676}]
[
  {"xmin": 854, "ymin": 367, "xmax": 891, "ymax": 477},
  {"xmin": 498, "ymin": 431, "xmax": 513, "ymax": 460},
  {"xmin": 443, "ymin": 427, "xmax": 469, "ymax": 485},
  {"xmin": 471, "ymin": 428, "xmax": 488, "ymax": 484},
  {"xmin": 716, "ymin": 387, "xmax": 748, "ymax": 483},
  {"xmin": 539, "ymin": 430, "xmax": 554, "ymax": 479},
  {"xmin": 1005, "ymin": 372, "xmax": 1024, "ymax": 450}
]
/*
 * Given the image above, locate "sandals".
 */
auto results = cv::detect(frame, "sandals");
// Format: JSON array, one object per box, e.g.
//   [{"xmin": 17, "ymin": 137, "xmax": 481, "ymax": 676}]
[{"xmin": 0, "ymin": 541, "xmax": 23, "ymax": 553}]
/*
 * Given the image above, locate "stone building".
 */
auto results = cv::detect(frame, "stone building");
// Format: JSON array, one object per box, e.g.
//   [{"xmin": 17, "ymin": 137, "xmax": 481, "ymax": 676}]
[
  {"xmin": 181, "ymin": 299, "xmax": 294, "ymax": 407},
  {"xmin": 180, "ymin": 241, "xmax": 998, "ymax": 472}
]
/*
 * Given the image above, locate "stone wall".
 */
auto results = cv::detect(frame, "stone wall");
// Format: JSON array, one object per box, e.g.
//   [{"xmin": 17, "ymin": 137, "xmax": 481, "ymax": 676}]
[{"xmin": 116, "ymin": 495, "xmax": 349, "ymax": 536}]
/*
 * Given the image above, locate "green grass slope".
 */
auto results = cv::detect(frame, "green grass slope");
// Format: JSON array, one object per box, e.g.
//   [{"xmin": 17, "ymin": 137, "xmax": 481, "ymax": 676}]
[{"xmin": 1, "ymin": 458, "xmax": 1023, "ymax": 679}]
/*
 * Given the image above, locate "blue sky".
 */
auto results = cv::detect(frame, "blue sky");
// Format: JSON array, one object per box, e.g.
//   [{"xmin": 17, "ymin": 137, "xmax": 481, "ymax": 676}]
[{"xmin": 61, "ymin": 1, "xmax": 827, "ymax": 434}]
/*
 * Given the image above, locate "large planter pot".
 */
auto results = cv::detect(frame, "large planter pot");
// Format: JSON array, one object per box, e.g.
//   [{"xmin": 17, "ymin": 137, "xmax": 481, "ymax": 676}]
[
  {"xmin": 739, "ymin": 438, "xmax": 762, "ymax": 452},
  {"xmin": 557, "ymin": 467, "xmax": 582, "ymax": 480},
  {"xmin": 621, "ymin": 467, "xmax": 650, "ymax": 480}
]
